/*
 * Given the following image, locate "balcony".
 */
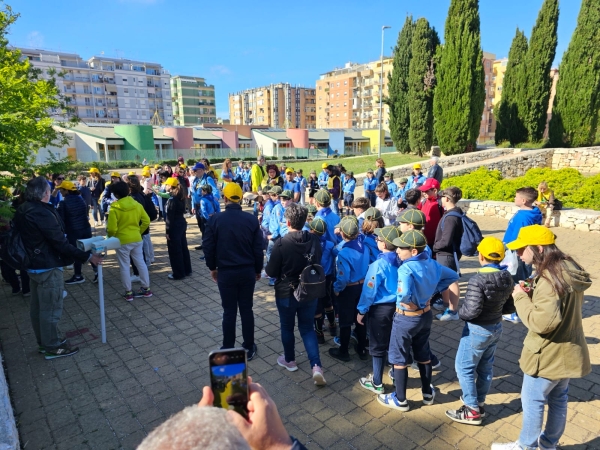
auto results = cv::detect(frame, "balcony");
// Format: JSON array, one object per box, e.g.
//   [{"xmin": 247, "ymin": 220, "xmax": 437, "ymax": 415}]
[{"xmin": 60, "ymin": 60, "xmax": 89, "ymax": 69}]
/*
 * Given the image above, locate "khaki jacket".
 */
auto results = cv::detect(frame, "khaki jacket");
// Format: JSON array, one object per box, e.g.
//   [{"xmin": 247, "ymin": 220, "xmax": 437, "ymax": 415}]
[{"xmin": 514, "ymin": 260, "xmax": 591, "ymax": 380}]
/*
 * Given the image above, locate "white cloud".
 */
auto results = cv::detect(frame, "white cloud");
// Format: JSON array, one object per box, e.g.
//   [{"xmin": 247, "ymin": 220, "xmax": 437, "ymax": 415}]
[
  {"xmin": 27, "ymin": 31, "xmax": 44, "ymax": 48},
  {"xmin": 210, "ymin": 65, "xmax": 232, "ymax": 76}
]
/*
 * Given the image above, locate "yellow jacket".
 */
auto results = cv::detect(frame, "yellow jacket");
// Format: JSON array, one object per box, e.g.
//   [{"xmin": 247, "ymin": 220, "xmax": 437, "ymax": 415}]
[{"xmin": 106, "ymin": 197, "xmax": 150, "ymax": 245}]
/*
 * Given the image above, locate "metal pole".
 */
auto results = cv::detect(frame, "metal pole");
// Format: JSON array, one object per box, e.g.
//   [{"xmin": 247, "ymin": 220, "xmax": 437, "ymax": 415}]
[
  {"xmin": 378, "ymin": 26, "xmax": 391, "ymax": 158},
  {"xmin": 97, "ymin": 262, "xmax": 106, "ymax": 343}
]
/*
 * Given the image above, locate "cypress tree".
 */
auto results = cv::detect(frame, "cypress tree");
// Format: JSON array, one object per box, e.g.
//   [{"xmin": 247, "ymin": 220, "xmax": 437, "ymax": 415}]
[
  {"xmin": 522, "ymin": 0, "xmax": 559, "ymax": 142},
  {"xmin": 495, "ymin": 29, "xmax": 529, "ymax": 146},
  {"xmin": 433, "ymin": 0, "xmax": 485, "ymax": 155},
  {"xmin": 387, "ymin": 16, "xmax": 413, "ymax": 153},
  {"xmin": 408, "ymin": 18, "xmax": 439, "ymax": 156},
  {"xmin": 550, "ymin": 0, "xmax": 600, "ymax": 148}
]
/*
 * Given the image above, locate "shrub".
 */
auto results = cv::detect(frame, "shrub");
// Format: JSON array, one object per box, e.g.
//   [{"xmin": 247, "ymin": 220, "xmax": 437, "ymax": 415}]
[{"xmin": 442, "ymin": 167, "xmax": 600, "ymax": 211}]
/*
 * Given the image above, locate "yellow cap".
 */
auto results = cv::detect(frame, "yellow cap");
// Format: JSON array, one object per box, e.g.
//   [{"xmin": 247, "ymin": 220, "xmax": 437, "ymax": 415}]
[
  {"xmin": 413, "ymin": 163, "xmax": 422, "ymax": 170},
  {"xmin": 57, "ymin": 180, "xmax": 77, "ymax": 191},
  {"xmin": 110, "ymin": 172, "xmax": 121, "ymax": 178},
  {"xmin": 180, "ymin": 163, "xmax": 187, "ymax": 169},
  {"xmin": 506, "ymin": 225, "xmax": 556, "ymax": 250},
  {"xmin": 143, "ymin": 166, "xmax": 150, "ymax": 171},
  {"xmin": 142, "ymin": 170, "xmax": 151, "ymax": 177},
  {"xmin": 477, "ymin": 237, "xmax": 505, "ymax": 261},
  {"xmin": 322, "ymin": 163, "xmax": 328, "ymax": 169},
  {"xmin": 285, "ymin": 168, "xmax": 294, "ymax": 174},
  {"xmin": 154, "ymin": 164, "xmax": 161, "ymax": 169},
  {"xmin": 164, "ymin": 177, "xmax": 179, "ymax": 187},
  {"xmin": 88, "ymin": 167, "xmax": 100, "ymax": 174},
  {"xmin": 223, "ymin": 182, "xmax": 243, "ymax": 202}
]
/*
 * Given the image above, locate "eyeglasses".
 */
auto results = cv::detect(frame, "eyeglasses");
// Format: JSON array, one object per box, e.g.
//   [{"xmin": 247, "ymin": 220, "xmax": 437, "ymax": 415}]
[{"xmin": 56, "ymin": 177, "xmax": 64, "ymax": 181}]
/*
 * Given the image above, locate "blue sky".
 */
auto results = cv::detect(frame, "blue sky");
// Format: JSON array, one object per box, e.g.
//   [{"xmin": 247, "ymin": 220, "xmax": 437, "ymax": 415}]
[{"xmin": 7, "ymin": 0, "xmax": 581, "ymax": 119}]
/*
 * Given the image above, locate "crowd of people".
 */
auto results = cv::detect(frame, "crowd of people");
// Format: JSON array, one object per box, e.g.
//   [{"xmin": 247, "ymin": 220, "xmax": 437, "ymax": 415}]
[{"xmin": 1, "ymin": 153, "xmax": 589, "ymax": 450}]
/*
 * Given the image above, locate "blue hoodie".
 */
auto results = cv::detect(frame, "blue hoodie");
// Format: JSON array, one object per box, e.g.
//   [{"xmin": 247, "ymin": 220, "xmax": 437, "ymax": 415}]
[
  {"xmin": 319, "ymin": 234, "xmax": 335, "ymax": 276},
  {"xmin": 334, "ymin": 234, "xmax": 370, "ymax": 293},
  {"xmin": 357, "ymin": 251, "xmax": 399, "ymax": 314},
  {"xmin": 269, "ymin": 202, "xmax": 288, "ymax": 239},
  {"xmin": 200, "ymin": 194, "xmax": 220, "ymax": 220},
  {"xmin": 503, "ymin": 207, "xmax": 543, "ymax": 244},
  {"xmin": 315, "ymin": 207, "xmax": 340, "ymax": 244},
  {"xmin": 396, "ymin": 251, "xmax": 459, "ymax": 310}
]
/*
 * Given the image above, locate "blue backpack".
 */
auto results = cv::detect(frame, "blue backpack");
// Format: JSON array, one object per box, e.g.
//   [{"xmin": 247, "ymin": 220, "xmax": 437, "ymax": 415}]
[{"xmin": 441, "ymin": 211, "xmax": 483, "ymax": 257}]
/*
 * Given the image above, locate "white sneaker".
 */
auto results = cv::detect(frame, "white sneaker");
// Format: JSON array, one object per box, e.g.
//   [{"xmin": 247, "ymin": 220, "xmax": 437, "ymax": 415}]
[
  {"xmin": 260, "ymin": 270, "xmax": 269, "ymax": 279},
  {"xmin": 312, "ymin": 365, "xmax": 326, "ymax": 386},
  {"xmin": 94, "ymin": 221, "xmax": 99, "ymax": 227},
  {"xmin": 422, "ymin": 385, "xmax": 435, "ymax": 405},
  {"xmin": 130, "ymin": 275, "xmax": 141, "ymax": 283},
  {"xmin": 491, "ymin": 443, "xmax": 523, "ymax": 450},
  {"xmin": 502, "ymin": 313, "xmax": 522, "ymax": 324}
]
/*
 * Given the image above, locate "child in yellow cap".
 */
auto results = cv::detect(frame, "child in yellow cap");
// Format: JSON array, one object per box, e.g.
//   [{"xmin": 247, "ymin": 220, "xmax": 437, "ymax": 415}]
[{"xmin": 445, "ymin": 236, "xmax": 515, "ymax": 425}]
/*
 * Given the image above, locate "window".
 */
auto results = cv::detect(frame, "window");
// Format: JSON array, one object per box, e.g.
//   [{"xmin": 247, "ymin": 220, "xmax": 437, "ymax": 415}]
[
  {"xmin": 124, "ymin": 88, "xmax": 129, "ymax": 94},
  {"xmin": 336, "ymin": 82, "xmax": 340, "ymax": 87},
  {"xmin": 344, "ymin": 80, "xmax": 347, "ymax": 85},
  {"xmin": 122, "ymin": 78, "xmax": 127, "ymax": 82},
  {"xmin": 133, "ymin": 78, "xmax": 136, "ymax": 83},
  {"xmin": 331, "ymin": 94, "xmax": 334, "ymax": 99},
  {"xmin": 344, "ymin": 102, "xmax": 347, "ymax": 106},
  {"xmin": 344, "ymin": 112, "xmax": 347, "ymax": 117}
]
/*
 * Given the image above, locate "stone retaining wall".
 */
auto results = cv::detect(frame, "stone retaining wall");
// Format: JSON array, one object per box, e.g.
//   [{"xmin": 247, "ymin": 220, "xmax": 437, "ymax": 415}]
[
  {"xmin": 458, "ymin": 199, "xmax": 600, "ymax": 233},
  {"xmin": 444, "ymin": 149, "xmax": 555, "ymax": 178},
  {"xmin": 551, "ymin": 147, "xmax": 600, "ymax": 173},
  {"xmin": 0, "ymin": 353, "xmax": 19, "ymax": 450}
]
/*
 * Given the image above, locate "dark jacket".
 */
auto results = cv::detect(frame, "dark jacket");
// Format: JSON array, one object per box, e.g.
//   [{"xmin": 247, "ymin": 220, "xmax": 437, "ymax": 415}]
[
  {"xmin": 374, "ymin": 167, "xmax": 387, "ymax": 183},
  {"xmin": 78, "ymin": 185, "xmax": 92, "ymax": 207},
  {"xmin": 57, "ymin": 194, "xmax": 92, "ymax": 240},
  {"xmin": 427, "ymin": 164, "xmax": 443, "ymax": 184},
  {"xmin": 433, "ymin": 206, "xmax": 464, "ymax": 258},
  {"xmin": 266, "ymin": 231, "xmax": 323, "ymax": 299},
  {"xmin": 131, "ymin": 192, "xmax": 155, "ymax": 236},
  {"xmin": 203, "ymin": 203, "xmax": 263, "ymax": 273},
  {"xmin": 14, "ymin": 201, "xmax": 90, "ymax": 270},
  {"xmin": 88, "ymin": 177, "xmax": 105, "ymax": 200},
  {"xmin": 165, "ymin": 194, "xmax": 187, "ymax": 236},
  {"xmin": 459, "ymin": 268, "xmax": 515, "ymax": 325}
]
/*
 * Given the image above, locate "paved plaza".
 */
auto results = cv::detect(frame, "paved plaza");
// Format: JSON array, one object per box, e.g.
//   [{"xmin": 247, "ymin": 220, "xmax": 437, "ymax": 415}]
[{"xmin": 0, "ymin": 214, "xmax": 599, "ymax": 450}]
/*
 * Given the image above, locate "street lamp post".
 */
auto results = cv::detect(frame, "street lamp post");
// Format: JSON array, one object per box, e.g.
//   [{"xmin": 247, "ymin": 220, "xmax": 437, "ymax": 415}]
[{"xmin": 378, "ymin": 25, "xmax": 391, "ymax": 158}]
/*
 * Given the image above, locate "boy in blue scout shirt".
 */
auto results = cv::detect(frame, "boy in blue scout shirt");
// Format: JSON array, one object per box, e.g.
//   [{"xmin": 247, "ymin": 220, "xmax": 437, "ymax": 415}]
[
  {"xmin": 351, "ymin": 197, "xmax": 371, "ymax": 231},
  {"xmin": 308, "ymin": 217, "xmax": 337, "ymax": 343},
  {"xmin": 377, "ymin": 230, "xmax": 459, "ymax": 412},
  {"xmin": 283, "ymin": 168, "xmax": 301, "ymax": 202},
  {"xmin": 384, "ymin": 173, "xmax": 398, "ymax": 199},
  {"xmin": 314, "ymin": 189, "xmax": 340, "ymax": 244},
  {"xmin": 329, "ymin": 217, "xmax": 370, "ymax": 362},
  {"xmin": 357, "ymin": 226, "xmax": 401, "ymax": 394},
  {"xmin": 295, "ymin": 169, "xmax": 308, "ymax": 205},
  {"xmin": 363, "ymin": 169, "xmax": 378, "ymax": 207},
  {"xmin": 361, "ymin": 207, "xmax": 384, "ymax": 264},
  {"xmin": 199, "ymin": 185, "xmax": 221, "ymax": 223},
  {"xmin": 395, "ymin": 177, "xmax": 409, "ymax": 201},
  {"xmin": 260, "ymin": 186, "xmax": 275, "ymax": 230},
  {"xmin": 269, "ymin": 190, "xmax": 293, "ymax": 241},
  {"xmin": 318, "ymin": 163, "xmax": 329, "ymax": 189},
  {"xmin": 342, "ymin": 171, "xmax": 356, "ymax": 216}
]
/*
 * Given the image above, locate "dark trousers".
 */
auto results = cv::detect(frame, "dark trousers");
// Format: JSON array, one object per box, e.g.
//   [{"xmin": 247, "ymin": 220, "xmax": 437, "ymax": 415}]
[
  {"xmin": 367, "ymin": 303, "xmax": 396, "ymax": 357},
  {"xmin": 337, "ymin": 284, "xmax": 367, "ymax": 353},
  {"xmin": 29, "ymin": 268, "xmax": 64, "ymax": 350},
  {"xmin": 218, "ymin": 266, "xmax": 256, "ymax": 350},
  {"xmin": 167, "ymin": 227, "xmax": 192, "ymax": 279},
  {"xmin": 1, "ymin": 261, "xmax": 30, "ymax": 293},
  {"xmin": 67, "ymin": 235, "xmax": 95, "ymax": 277}
]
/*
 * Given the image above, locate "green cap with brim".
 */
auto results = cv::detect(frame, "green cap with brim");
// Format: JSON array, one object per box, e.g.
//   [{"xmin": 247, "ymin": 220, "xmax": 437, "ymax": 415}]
[
  {"xmin": 309, "ymin": 217, "xmax": 327, "ymax": 235},
  {"xmin": 364, "ymin": 207, "xmax": 382, "ymax": 220},
  {"xmin": 392, "ymin": 229, "xmax": 427, "ymax": 249},
  {"xmin": 374, "ymin": 226, "xmax": 401, "ymax": 246},
  {"xmin": 279, "ymin": 189, "xmax": 292, "ymax": 199},
  {"xmin": 340, "ymin": 217, "xmax": 359, "ymax": 237},
  {"xmin": 270, "ymin": 186, "xmax": 283, "ymax": 195},
  {"xmin": 396, "ymin": 209, "xmax": 426, "ymax": 227},
  {"xmin": 307, "ymin": 204, "xmax": 318, "ymax": 214},
  {"xmin": 398, "ymin": 177, "xmax": 408, "ymax": 184},
  {"xmin": 314, "ymin": 189, "xmax": 331, "ymax": 204}
]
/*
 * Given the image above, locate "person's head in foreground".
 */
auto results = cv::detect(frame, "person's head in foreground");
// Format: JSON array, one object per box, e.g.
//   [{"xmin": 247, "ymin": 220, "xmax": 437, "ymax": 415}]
[{"xmin": 223, "ymin": 183, "xmax": 243, "ymax": 204}]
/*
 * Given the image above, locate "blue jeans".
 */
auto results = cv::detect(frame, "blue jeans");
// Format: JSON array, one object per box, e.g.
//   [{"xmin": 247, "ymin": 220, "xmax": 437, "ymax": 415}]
[
  {"xmin": 330, "ymin": 198, "xmax": 340, "ymax": 215},
  {"xmin": 91, "ymin": 198, "xmax": 104, "ymax": 222},
  {"xmin": 518, "ymin": 375, "xmax": 570, "ymax": 449},
  {"xmin": 276, "ymin": 297, "xmax": 322, "ymax": 368},
  {"xmin": 455, "ymin": 322, "xmax": 502, "ymax": 408}
]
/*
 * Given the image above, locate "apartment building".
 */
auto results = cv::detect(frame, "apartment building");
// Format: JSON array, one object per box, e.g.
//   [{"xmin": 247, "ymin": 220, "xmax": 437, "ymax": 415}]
[
  {"xmin": 229, "ymin": 83, "xmax": 316, "ymax": 128},
  {"xmin": 19, "ymin": 48, "xmax": 173, "ymax": 125},
  {"xmin": 315, "ymin": 58, "xmax": 393, "ymax": 130},
  {"xmin": 171, "ymin": 76, "xmax": 216, "ymax": 126}
]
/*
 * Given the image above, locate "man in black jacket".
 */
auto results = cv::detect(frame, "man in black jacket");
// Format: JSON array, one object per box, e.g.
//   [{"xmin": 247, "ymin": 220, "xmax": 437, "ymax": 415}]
[
  {"xmin": 203, "ymin": 182, "xmax": 263, "ymax": 360},
  {"xmin": 14, "ymin": 177, "xmax": 103, "ymax": 359},
  {"xmin": 265, "ymin": 203, "xmax": 326, "ymax": 385},
  {"xmin": 427, "ymin": 157, "xmax": 444, "ymax": 185}
]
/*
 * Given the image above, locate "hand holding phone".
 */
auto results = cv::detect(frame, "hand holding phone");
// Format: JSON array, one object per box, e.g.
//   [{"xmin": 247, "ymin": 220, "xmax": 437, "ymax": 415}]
[{"xmin": 209, "ymin": 349, "xmax": 249, "ymax": 419}]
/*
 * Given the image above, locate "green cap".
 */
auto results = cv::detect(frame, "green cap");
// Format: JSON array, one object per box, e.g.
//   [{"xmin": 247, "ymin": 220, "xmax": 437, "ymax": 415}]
[
  {"xmin": 270, "ymin": 186, "xmax": 283, "ymax": 195},
  {"xmin": 374, "ymin": 226, "xmax": 401, "ymax": 246},
  {"xmin": 396, "ymin": 208, "xmax": 426, "ymax": 227},
  {"xmin": 340, "ymin": 216, "xmax": 359, "ymax": 237},
  {"xmin": 279, "ymin": 189, "xmax": 292, "ymax": 199},
  {"xmin": 261, "ymin": 186, "xmax": 271, "ymax": 194},
  {"xmin": 309, "ymin": 217, "xmax": 327, "ymax": 235},
  {"xmin": 307, "ymin": 204, "xmax": 318, "ymax": 215},
  {"xmin": 364, "ymin": 207, "xmax": 382, "ymax": 220},
  {"xmin": 398, "ymin": 177, "xmax": 408, "ymax": 184},
  {"xmin": 392, "ymin": 229, "xmax": 427, "ymax": 249},
  {"xmin": 314, "ymin": 189, "xmax": 331, "ymax": 204},
  {"xmin": 348, "ymin": 171, "xmax": 354, "ymax": 176}
]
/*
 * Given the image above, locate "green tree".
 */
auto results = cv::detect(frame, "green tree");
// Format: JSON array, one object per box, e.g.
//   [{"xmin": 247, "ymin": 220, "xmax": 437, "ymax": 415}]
[
  {"xmin": 408, "ymin": 18, "xmax": 439, "ymax": 156},
  {"xmin": 495, "ymin": 29, "xmax": 529, "ymax": 146},
  {"xmin": 522, "ymin": 0, "xmax": 559, "ymax": 142},
  {"xmin": 0, "ymin": 4, "xmax": 76, "ymax": 175},
  {"xmin": 386, "ymin": 16, "xmax": 413, "ymax": 153},
  {"xmin": 433, "ymin": 0, "xmax": 485, "ymax": 155},
  {"xmin": 549, "ymin": 0, "xmax": 600, "ymax": 148}
]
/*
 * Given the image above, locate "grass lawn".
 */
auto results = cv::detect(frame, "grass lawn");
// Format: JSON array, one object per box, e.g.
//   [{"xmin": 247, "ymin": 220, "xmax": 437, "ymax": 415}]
[{"xmin": 281, "ymin": 153, "xmax": 426, "ymax": 175}]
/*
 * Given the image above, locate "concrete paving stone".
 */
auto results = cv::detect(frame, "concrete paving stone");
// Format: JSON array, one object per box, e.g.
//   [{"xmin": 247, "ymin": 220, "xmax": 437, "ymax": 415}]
[
  {"xmin": 109, "ymin": 413, "xmax": 143, "ymax": 438},
  {"xmin": 289, "ymin": 409, "xmax": 325, "ymax": 435},
  {"xmin": 20, "ymin": 427, "xmax": 54, "ymax": 449},
  {"xmin": 119, "ymin": 429, "xmax": 148, "ymax": 450}
]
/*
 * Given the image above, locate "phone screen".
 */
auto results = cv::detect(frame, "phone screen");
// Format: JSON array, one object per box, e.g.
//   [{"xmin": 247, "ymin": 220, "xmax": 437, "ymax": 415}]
[{"xmin": 209, "ymin": 349, "xmax": 249, "ymax": 419}]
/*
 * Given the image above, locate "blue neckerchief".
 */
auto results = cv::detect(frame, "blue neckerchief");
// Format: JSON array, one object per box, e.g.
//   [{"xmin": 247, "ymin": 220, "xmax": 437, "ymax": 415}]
[
  {"xmin": 482, "ymin": 263, "xmax": 508, "ymax": 271},
  {"xmin": 343, "ymin": 234, "xmax": 364, "ymax": 252},
  {"xmin": 379, "ymin": 251, "xmax": 399, "ymax": 267},
  {"xmin": 318, "ymin": 207, "xmax": 332, "ymax": 217}
]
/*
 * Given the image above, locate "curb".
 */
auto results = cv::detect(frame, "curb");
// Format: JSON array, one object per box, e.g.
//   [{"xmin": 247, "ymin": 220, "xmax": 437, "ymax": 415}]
[{"xmin": 0, "ymin": 351, "xmax": 19, "ymax": 450}]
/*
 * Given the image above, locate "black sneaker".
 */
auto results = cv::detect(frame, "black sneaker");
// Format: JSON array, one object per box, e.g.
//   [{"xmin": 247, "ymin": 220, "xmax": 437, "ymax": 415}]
[
  {"xmin": 92, "ymin": 274, "xmax": 98, "ymax": 284},
  {"xmin": 65, "ymin": 275, "xmax": 85, "ymax": 285},
  {"xmin": 44, "ymin": 345, "xmax": 79, "ymax": 360},
  {"xmin": 246, "ymin": 344, "xmax": 258, "ymax": 361},
  {"xmin": 316, "ymin": 330, "xmax": 325, "ymax": 345},
  {"xmin": 328, "ymin": 323, "xmax": 337, "ymax": 337},
  {"xmin": 328, "ymin": 347, "xmax": 351, "ymax": 362},
  {"xmin": 12, "ymin": 287, "xmax": 21, "ymax": 295},
  {"xmin": 445, "ymin": 405, "xmax": 482, "ymax": 425},
  {"xmin": 354, "ymin": 344, "xmax": 368, "ymax": 361}
]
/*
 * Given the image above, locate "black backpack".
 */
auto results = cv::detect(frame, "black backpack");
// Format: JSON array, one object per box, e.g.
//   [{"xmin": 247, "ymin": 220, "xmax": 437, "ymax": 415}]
[
  {"xmin": 0, "ymin": 222, "xmax": 32, "ymax": 271},
  {"xmin": 282, "ymin": 236, "xmax": 326, "ymax": 303}
]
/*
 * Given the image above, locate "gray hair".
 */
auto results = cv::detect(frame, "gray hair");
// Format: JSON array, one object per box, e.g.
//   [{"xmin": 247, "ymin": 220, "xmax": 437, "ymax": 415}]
[
  {"xmin": 430, "ymin": 156, "xmax": 439, "ymax": 164},
  {"xmin": 25, "ymin": 176, "xmax": 50, "ymax": 201},
  {"xmin": 138, "ymin": 406, "xmax": 250, "ymax": 450},
  {"xmin": 284, "ymin": 203, "xmax": 308, "ymax": 230}
]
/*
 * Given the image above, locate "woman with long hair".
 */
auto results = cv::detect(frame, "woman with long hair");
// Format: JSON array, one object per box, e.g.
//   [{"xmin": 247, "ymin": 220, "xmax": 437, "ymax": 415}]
[
  {"xmin": 202, "ymin": 158, "xmax": 218, "ymax": 181},
  {"xmin": 374, "ymin": 158, "xmax": 386, "ymax": 183},
  {"xmin": 493, "ymin": 225, "xmax": 591, "ymax": 450},
  {"xmin": 374, "ymin": 182, "xmax": 396, "ymax": 225},
  {"xmin": 164, "ymin": 177, "xmax": 192, "ymax": 280},
  {"xmin": 265, "ymin": 164, "xmax": 283, "ymax": 188},
  {"xmin": 221, "ymin": 158, "xmax": 235, "ymax": 187}
]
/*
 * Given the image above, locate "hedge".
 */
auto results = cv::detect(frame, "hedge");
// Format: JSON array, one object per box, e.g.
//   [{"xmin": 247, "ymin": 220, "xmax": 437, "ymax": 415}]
[{"xmin": 441, "ymin": 167, "xmax": 600, "ymax": 211}]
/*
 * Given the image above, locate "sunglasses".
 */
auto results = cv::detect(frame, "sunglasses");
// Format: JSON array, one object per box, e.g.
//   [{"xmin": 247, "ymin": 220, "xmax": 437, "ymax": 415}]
[{"xmin": 56, "ymin": 177, "xmax": 64, "ymax": 181}]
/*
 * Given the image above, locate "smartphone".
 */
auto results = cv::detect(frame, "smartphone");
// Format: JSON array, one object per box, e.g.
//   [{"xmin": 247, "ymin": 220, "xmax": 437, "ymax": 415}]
[{"xmin": 209, "ymin": 348, "xmax": 249, "ymax": 419}]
